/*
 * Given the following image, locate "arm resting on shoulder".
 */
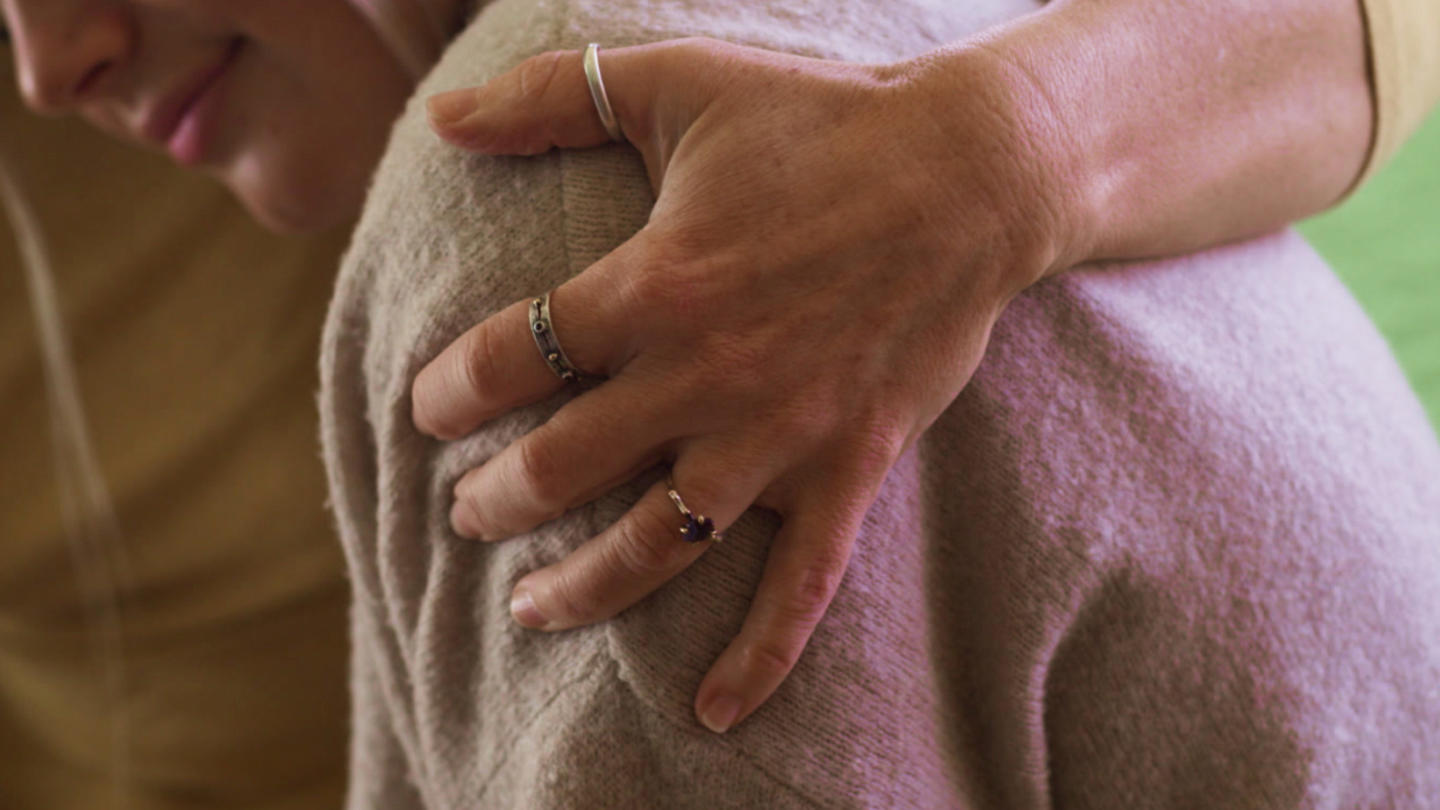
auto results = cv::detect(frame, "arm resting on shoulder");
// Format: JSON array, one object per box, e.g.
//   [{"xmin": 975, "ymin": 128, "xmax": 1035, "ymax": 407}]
[{"xmin": 904, "ymin": 0, "xmax": 1439, "ymax": 288}]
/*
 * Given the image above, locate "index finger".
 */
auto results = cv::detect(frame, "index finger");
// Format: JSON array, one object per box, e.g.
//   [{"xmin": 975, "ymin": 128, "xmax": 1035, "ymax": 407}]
[
  {"xmin": 426, "ymin": 41, "xmax": 664, "ymax": 154},
  {"xmin": 410, "ymin": 234, "xmax": 648, "ymax": 439}
]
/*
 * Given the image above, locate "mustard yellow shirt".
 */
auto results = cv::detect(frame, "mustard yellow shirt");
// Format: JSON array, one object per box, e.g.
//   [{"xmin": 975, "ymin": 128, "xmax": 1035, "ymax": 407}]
[{"xmin": 0, "ymin": 62, "xmax": 350, "ymax": 809}]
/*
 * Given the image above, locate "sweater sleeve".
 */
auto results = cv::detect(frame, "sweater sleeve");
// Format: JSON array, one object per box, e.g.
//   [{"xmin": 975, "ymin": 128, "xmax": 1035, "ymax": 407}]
[{"xmin": 1350, "ymin": 0, "xmax": 1440, "ymax": 191}]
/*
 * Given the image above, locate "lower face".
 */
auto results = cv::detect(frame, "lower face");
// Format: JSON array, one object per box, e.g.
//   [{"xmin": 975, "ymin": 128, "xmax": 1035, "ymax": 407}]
[{"xmin": 2, "ymin": 0, "xmax": 415, "ymax": 232}]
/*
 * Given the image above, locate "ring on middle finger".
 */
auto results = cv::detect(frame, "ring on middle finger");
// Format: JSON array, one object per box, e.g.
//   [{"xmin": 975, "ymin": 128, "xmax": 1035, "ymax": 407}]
[{"xmin": 666, "ymin": 475, "xmax": 725, "ymax": 544}]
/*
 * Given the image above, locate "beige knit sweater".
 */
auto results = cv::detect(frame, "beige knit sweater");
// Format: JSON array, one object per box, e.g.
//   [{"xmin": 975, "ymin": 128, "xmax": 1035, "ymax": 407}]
[{"xmin": 319, "ymin": 0, "xmax": 1440, "ymax": 806}]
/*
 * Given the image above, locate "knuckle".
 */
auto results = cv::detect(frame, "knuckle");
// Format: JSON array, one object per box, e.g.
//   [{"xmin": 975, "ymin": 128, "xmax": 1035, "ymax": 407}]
[
  {"xmin": 452, "ymin": 485, "xmax": 497, "ymax": 540},
  {"xmin": 694, "ymin": 332, "xmax": 768, "ymax": 390},
  {"xmin": 765, "ymin": 401, "xmax": 835, "ymax": 451},
  {"xmin": 409, "ymin": 371, "xmax": 447, "ymax": 436},
  {"xmin": 779, "ymin": 557, "xmax": 845, "ymax": 625},
  {"xmin": 411, "ymin": 354, "xmax": 477, "ymax": 439},
  {"xmin": 673, "ymin": 35, "xmax": 714, "ymax": 53},
  {"xmin": 673, "ymin": 36, "xmax": 736, "ymax": 73},
  {"xmin": 846, "ymin": 409, "xmax": 907, "ymax": 477},
  {"xmin": 623, "ymin": 257, "xmax": 689, "ymax": 317},
  {"xmin": 618, "ymin": 243, "xmax": 725, "ymax": 327},
  {"xmin": 547, "ymin": 566, "xmax": 601, "ymax": 623},
  {"xmin": 512, "ymin": 435, "xmax": 568, "ymax": 510},
  {"xmin": 796, "ymin": 402, "xmax": 838, "ymax": 441},
  {"xmin": 610, "ymin": 506, "xmax": 685, "ymax": 577},
  {"xmin": 515, "ymin": 50, "xmax": 567, "ymax": 106},
  {"xmin": 849, "ymin": 429, "xmax": 898, "ymax": 474},
  {"xmin": 739, "ymin": 638, "xmax": 800, "ymax": 681},
  {"xmin": 458, "ymin": 326, "xmax": 501, "ymax": 404}
]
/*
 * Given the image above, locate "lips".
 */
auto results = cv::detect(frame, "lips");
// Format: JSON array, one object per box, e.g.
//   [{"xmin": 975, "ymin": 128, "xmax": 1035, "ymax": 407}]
[{"xmin": 139, "ymin": 38, "xmax": 244, "ymax": 156}]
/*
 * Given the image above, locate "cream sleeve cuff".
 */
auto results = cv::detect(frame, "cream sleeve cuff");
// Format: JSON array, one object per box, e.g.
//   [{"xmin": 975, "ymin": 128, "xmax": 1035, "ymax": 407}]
[{"xmin": 1349, "ymin": 0, "xmax": 1440, "ymax": 193}]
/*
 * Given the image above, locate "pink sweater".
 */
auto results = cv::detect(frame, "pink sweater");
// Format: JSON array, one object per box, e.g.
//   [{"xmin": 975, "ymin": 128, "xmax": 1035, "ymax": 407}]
[{"xmin": 319, "ymin": 0, "xmax": 1440, "ymax": 805}]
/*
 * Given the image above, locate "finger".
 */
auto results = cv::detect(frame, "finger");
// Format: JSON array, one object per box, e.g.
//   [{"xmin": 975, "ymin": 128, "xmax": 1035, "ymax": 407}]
[
  {"xmin": 449, "ymin": 375, "xmax": 681, "ymax": 541},
  {"xmin": 691, "ymin": 479, "xmax": 872, "ymax": 735},
  {"xmin": 425, "ymin": 37, "xmax": 722, "ymax": 174},
  {"xmin": 506, "ymin": 440, "xmax": 778, "ymax": 633},
  {"xmin": 411, "ymin": 234, "xmax": 649, "ymax": 440},
  {"xmin": 426, "ymin": 42, "xmax": 668, "ymax": 154}
]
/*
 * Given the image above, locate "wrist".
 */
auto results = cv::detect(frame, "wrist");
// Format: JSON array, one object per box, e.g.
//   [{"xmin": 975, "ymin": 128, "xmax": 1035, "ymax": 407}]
[
  {"xmin": 955, "ymin": 0, "xmax": 1374, "ymax": 264},
  {"xmin": 884, "ymin": 25, "xmax": 1101, "ymax": 304}
]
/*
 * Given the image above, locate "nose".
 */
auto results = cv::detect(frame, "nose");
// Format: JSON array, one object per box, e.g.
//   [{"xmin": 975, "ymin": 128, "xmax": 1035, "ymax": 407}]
[{"xmin": 4, "ymin": 1, "xmax": 133, "ymax": 115}]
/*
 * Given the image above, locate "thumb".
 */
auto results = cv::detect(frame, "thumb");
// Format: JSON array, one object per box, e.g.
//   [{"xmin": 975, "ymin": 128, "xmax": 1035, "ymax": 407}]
[{"xmin": 426, "ymin": 40, "xmax": 698, "ymax": 157}]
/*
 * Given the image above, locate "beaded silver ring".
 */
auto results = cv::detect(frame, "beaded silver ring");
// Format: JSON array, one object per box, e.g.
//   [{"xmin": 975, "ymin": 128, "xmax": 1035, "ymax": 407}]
[{"xmin": 529, "ymin": 293, "xmax": 583, "ymax": 383}]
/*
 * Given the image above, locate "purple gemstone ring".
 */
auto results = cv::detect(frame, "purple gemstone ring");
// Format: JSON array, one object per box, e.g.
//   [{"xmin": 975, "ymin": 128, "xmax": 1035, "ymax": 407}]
[{"xmin": 666, "ymin": 477, "xmax": 725, "ymax": 544}]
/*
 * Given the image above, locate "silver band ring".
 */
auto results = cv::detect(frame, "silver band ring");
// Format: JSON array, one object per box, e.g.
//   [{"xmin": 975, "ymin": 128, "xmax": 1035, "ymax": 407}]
[
  {"xmin": 583, "ymin": 43, "xmax": 625, "ymax": 143},
  {"xmin": 666, "ymin": 475, "xmax": 725, "ymax": 544},
  {"xmin": 529, "ymin": 292, "xmax": 583, "ymax": 383}
]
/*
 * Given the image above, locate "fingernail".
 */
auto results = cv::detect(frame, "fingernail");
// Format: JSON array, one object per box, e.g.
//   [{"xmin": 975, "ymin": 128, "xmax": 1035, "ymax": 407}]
[
  {"xmin": 510, "ymin": 588, "xmax": 549, "ymax": 629},
  {"xmin": 450, "ymin": 499, "xmax": 485, "ymax": 540},
  {"xmin": 428, "ymin": 88, "xmax": 478, "ymax": 127},
  {"xmin": 700, "ymin": 694, "xmax": 742, "ymax": 734}
]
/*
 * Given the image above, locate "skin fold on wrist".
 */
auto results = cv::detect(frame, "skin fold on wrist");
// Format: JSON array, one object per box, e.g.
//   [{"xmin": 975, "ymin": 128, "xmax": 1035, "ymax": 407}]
[
  {"xmin": 991, "ymin": 0, "xmax": 1372, "ymax": 272},
  {"xmin": 877, "ymin": 41, "xmax": 1092, "ymax": 310},
  {"xmin": 890, "ymin": 0, "xmax": 1374, "ymax": 299}
]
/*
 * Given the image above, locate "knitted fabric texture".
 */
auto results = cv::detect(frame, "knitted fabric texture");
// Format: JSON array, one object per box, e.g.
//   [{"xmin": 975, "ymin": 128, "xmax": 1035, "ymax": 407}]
[{"xmin": 318, "ymin": 0, "xmax": 1440, "ymax": 806}]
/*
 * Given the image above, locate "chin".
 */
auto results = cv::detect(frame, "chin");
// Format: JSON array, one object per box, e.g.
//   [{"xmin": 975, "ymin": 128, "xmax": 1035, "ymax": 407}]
[
  {"xmin": 232, "ymin": 177, "xmax": 358, "ymax": 234},
  {"xmin": 226, "ymin": 151, "xmax": 367, "ymax": 235},
  {"xmin": 240, "ymin": 188, "xmax": 351, "ymax": 234}
]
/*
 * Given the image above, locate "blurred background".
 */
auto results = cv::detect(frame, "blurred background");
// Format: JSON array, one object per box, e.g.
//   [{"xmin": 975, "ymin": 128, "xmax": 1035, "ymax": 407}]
[
  {"xmin": 1, "ymin": 58, "xmax": 351, "ymax": 809},
  {"xmin": 1300, "ymin": 108, "xmax": 1440, "ymax": 433}
]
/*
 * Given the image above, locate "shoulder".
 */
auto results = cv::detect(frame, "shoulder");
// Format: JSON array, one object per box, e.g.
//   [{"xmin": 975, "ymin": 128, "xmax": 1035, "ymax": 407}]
[
  {"xmin": 325, "ymin": 0, "xmax": 1042, "ymax": 387},
  {"xmin": 333, "ymin": 3, "xmax": 652, "ymax": 387}
]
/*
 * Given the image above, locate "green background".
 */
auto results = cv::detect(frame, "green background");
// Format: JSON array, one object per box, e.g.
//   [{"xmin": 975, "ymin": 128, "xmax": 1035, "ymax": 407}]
[{"xmin": 1299, "ymin": 110, "xmax": 1440, "ymax": 434}]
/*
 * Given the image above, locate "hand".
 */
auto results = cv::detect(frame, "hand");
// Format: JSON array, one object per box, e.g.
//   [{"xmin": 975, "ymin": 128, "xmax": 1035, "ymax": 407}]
[{"xmin": 414, "ymin": 36, "xmax": 1080, "ymax": 734}]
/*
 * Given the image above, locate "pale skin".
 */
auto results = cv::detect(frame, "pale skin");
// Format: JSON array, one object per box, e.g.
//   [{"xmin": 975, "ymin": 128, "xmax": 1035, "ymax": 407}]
[{"xmin": 5, "ymin": 0, "xmax": 1374, "ymax": 739}]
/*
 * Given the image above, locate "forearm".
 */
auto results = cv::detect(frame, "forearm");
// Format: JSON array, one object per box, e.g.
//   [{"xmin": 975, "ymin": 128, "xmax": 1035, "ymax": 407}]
[{"xmin": 907, "ymin": 0, "xmax": 1374, "ymax": 283}]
